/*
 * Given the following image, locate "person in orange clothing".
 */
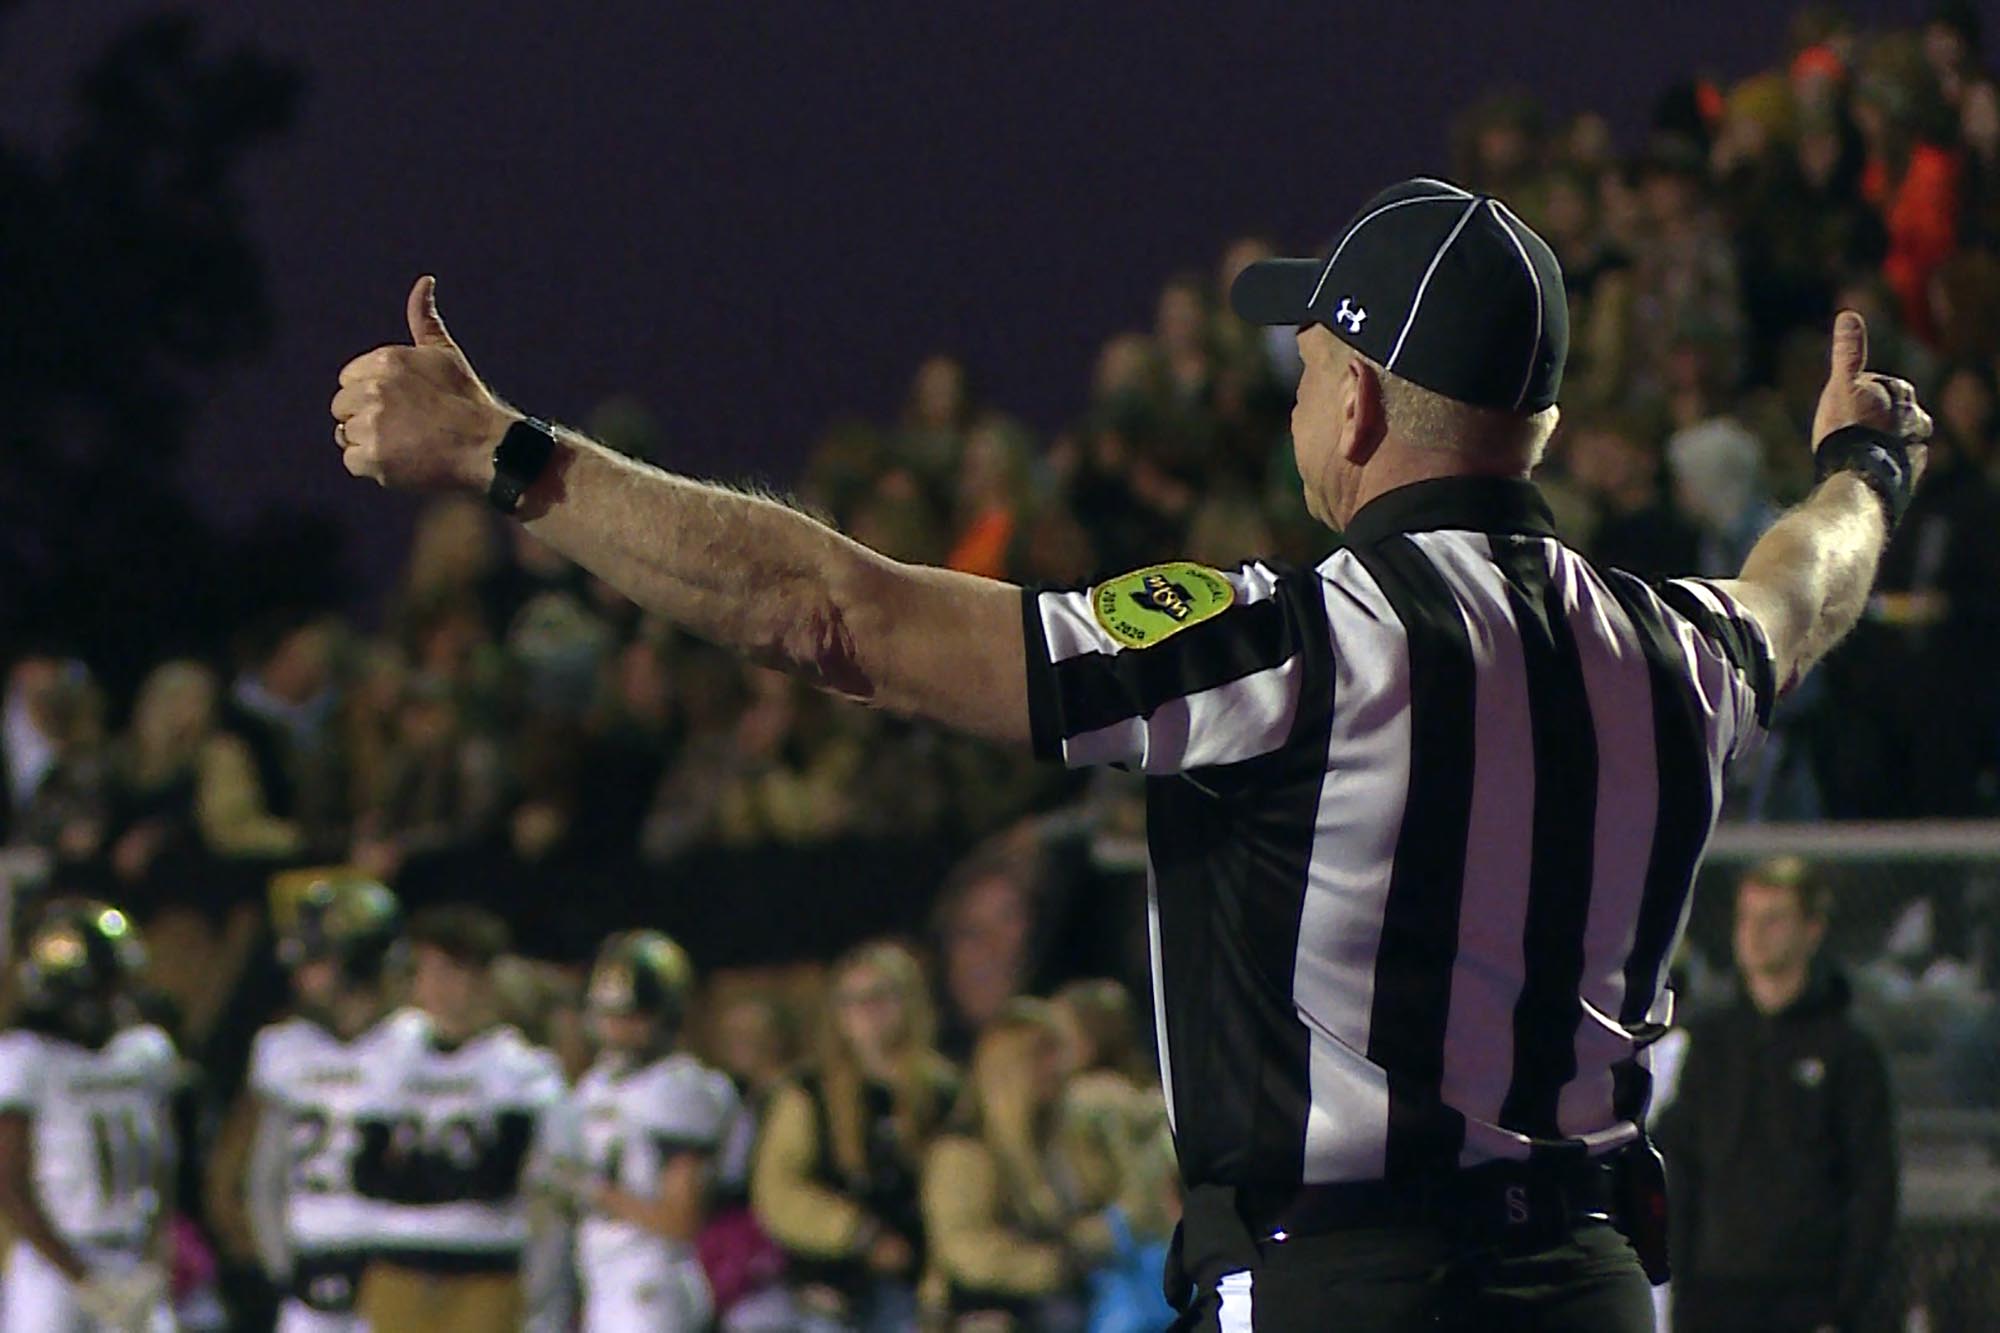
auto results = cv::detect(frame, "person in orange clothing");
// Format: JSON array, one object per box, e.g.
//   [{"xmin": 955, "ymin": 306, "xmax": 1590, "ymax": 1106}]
[
  {"xmin": 944, "ymin": 417, "xmax": 1036, "ymax": 580},
  {"xmin": 1856, "ymin": 66, "xmax": 1962, "ymax": 342}
]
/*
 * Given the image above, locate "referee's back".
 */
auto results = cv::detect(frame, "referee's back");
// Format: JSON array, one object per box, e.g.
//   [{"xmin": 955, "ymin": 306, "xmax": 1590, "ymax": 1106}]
[{"xmin": 1025, "ymin": 475, "xmax": 1773, "ymax": 1190}]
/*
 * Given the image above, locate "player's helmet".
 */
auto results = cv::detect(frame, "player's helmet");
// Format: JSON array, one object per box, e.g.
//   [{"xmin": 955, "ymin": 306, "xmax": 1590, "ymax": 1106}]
[
  {"xmin": 18, "ymin": 898, "xmax": 146, "ymax": 1047},
  {"xmin": 587, "ymin": 930, "xmax": 694, "ymax": 1037},
  {"xmin": 279, "ymin": 877, "xmax": 404, "ymax": 987}
]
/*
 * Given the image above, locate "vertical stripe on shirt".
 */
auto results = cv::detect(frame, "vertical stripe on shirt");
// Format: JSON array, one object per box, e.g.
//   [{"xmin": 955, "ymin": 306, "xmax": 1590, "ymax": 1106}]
[
  {"xmin": 1350, "ymin": 535, "xmax": 1477, "ymax": 1180},
  {"xmin": 1492, "ymin": 535, "xmax": 1600, "ymax": 1141},
  {"xmin": 1601, "ymin": 571, "xmax": 1719, "ymax": 1123}
]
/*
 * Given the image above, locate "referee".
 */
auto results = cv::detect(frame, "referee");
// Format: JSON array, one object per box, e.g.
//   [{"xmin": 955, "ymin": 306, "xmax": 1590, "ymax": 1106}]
[{"xmin": 332, "ymin": 175, "xmax": 1931, "ymax": 1331}]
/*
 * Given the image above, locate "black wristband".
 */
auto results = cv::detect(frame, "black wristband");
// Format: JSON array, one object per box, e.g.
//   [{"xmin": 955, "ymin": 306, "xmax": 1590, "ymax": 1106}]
[
  {"xmin": 487, "ymin": 417, "xmax": 557, "ymax": 515},
  {"xmin": 1813, "ymin": 424, "xmax": 1914, "ymax": 528}
]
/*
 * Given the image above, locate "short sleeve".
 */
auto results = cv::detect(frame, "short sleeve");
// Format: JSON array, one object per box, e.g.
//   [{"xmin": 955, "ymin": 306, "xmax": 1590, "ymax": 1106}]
[
  {"xmin": 134, "ymin": 1026, "xmax": 179, "ymax": 1096},
  {"xmin": 1021, "ymin": 560, "xmax": 1318, "ymax": 774},
  {"xmin": 0, "ymin": 1031, "xmax": 48, "ymax": 1114},
  {"xmin": 642, "ymin": 1068, "xmax": 738, "ymax": 1158},
  {"xmin": 248, "ymin": 1027, "xmax": 287, "ymax": 1102},
  {"xmin": 1655, "ymin": 578, "xmax": 1777, "ymax": 764}
]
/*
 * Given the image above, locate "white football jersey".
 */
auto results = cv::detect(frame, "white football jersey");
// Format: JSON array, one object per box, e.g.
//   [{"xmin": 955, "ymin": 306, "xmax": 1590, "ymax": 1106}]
[
  {"xmin": 574, "ymin": 1052, "xmax": 742, "ymax": 1280},
  {"xmin": 249, "ymin": 1008, "xmax": 429, "ymax": 1252},
  {"xmin": 0, "ymin": 1024, "xmax": 176, "ymax": 1248},
  {"xmin": 355, "ymin": 1023, "xmax": 566, "ymax": 1262}
]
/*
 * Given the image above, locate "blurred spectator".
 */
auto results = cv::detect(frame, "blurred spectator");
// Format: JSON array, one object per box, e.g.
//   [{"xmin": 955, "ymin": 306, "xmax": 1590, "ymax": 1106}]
[
  {"xmin": 1565, "ymin": 413, "xmax": 1702, "ymax": 578},
  {"xmin": 706, "ymin": 672, "xmax": 863, "ymax": 847},
  {"xmin": 1656, "ymin": 858, "xmax": 1897, "ymax": 1333},
  {"xmin": 1822, "ymin": 360, "xmax": 2000, "ymax": 815},
  {"xmin": 348, "ymin": 673, "xmax": 503, "ymax": 882},
  {"xmin": 1452, "ymin": 89, "xmax": 1547, "ymax": 200},
  {"xmin": 847, "ymin": 470, "xmax": 949, "ymax": 569},
  {"xmin": 933, "ymin": 838, "xmax": 1048, "ymax": 1060},
  {"xmin": 945, "ymin": 415, "xmax": 1036, "ymax": 580},
  {"xmin": 508, "ymin": 591, "xmax": 615, "ymax": 721},
  {"xmin": 1153, "ymin": 273, "xmax": 1214, "ymax": 411},
  {"xmin": 1666, "ymin": 415, "xmax": 1776, "ymax": 577},
  {"xmin": 568, "ymin": 631, "xmax": 681, "ymax": 856},
  {"xmin": 2, "ymin": 654, "xmax": 79, "ymax": 845},
  {"xmin": 1628, "ymin": 137, "xmax": 1746, "ymax": 404},
  {"xmin": 220, "ymin": 610, "xmax": 340, "ymax": 843},
  {"xmin": 1855, "ymin": 37, "xmax": 1963, "ymax": 342},
  {"xmin": 752, "ymin": 940, "xmax": 956, "ymax": 1333},
  {"xmin": 897, "ymin": 354, "xmax": 973, "ymax": 496},
  {"xmin": 10, "ymin": 662, "xmax": 109, "ymax": 866},
  {"xmin": 105, "ymin": 661, "xmax": 217, "ymax": 888},
  {"xmin": 481, "ymin": 526, "xmax": 591, "ymax": 641},
  {"xmin": 920, "ymin": 999, "xmax": 1121, "ymax": 1333},
  {"xmin": 333, "ymin": 640, "xmax": 408, "ymax": 830},
  {"xmin": 1928, "ymin": 246, "xmax": 2000, "ymax": 366},
  {"xmin": 1048, "ymin": 980, "xmax": 1177, "ymax": 1243},
  {"xmin": 712, "ymin": 990, "xmax": 801, "ymax": 1121},
  {"xmin": 399, "ymin": 497, "xmax": 498, "ymax": 622},
  {"xmin": 1540, "ymin": 166, "xmax": 1635, "ymax": 410},
  {"xmin": 1923, "ymin": 1, "xmax": 1984, "ymax": 109},
  {"xmin": 1958, "ymin": 77, "xmax": 2000, "ymax": 244}
]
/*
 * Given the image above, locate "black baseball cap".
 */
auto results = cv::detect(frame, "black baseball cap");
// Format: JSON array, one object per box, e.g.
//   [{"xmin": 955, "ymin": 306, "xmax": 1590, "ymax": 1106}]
[{"xmin": 1230, "ymin": 176, "xmax": 1569, "ymax": 413}]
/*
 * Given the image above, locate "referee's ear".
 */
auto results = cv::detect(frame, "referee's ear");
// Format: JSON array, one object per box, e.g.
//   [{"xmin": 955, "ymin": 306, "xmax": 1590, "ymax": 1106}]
[{"xmin": 1341, "ymin": 354, "xmax": 1389, "ymax": 466}]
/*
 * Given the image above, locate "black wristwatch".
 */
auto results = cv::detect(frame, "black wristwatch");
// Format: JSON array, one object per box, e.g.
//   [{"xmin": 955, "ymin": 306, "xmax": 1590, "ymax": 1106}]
[
  {"xmin": 1813, "ymin": 424, "xmax": 1916, "ymax": 528},
  {"xmin": 487, "ymin": 416, "xmax": 558, "ymax": 515}
]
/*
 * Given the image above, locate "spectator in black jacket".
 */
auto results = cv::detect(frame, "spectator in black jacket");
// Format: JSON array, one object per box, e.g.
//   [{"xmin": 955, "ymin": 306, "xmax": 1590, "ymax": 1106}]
[{"xmin": 1657, "ymin": 857, "xmax": 1898, "ymax": 1333}]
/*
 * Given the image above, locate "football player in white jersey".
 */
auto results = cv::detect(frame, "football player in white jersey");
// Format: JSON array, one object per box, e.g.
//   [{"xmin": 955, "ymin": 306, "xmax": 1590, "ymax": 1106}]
[
  {"xmin": 245, "ymin": 877, "xmax": 424, "ymax": 1333},
  {"xmin": 350, "ymin": 906, "xmax": 570, "ymax": 1333},
  {"xmin": 559, "ymin": 930, "xmax": 745, "ymax": 1332},
  {"xmin": 0, "ymin": 899, "xmax": 176, "ymax": 1333}
]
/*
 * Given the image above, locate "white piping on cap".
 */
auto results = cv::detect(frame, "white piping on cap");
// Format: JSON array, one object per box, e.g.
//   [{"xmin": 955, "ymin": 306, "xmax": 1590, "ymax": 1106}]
[
  {"xmin": 1384, "ymin": 196, "xmax": 1484, "ymax": 373},
  {"xmin": 1487, "ymin": 198, "xmax": 1545, "ymax": 411},
  {"xmin": 1306, "ymin": 193, "xmax": 1466, "ymax": 311}
]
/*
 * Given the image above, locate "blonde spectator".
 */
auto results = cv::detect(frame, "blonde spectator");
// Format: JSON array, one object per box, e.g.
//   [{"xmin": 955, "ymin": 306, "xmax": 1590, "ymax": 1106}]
[
  {"xmin": 921, "ymin": 999, "xmax": 1121, "ymax": 1331},
  {"xmin": 1049, "ymin": 981, "xmax": 1178, "ymax": 1242},
  {"xmin": 753, "ymin": 941, "xmax": 955, "ymax": 1332},
  {"xmin": 105, "ymin": 661, "xmax": 218, "ymax": 882}
]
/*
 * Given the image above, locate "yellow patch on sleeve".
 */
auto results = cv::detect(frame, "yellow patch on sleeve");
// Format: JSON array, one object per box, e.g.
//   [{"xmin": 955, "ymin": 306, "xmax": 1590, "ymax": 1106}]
[{"xmin": 1089, "ymin": 561, "xmax": 1237, "ymax": 649}]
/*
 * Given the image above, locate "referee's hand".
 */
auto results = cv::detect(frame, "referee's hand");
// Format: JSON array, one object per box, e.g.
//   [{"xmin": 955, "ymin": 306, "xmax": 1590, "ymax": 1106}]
[
  {"xmin": 1811, "ymin": 309, "xmax": 1931, "ymax": 477},
  {"xmin": 331, "ymin": 276, "xmax": 520, "ymax": 493}
]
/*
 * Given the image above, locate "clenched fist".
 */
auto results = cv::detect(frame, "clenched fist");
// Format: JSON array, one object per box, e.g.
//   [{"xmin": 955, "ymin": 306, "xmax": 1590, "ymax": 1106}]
[{"xmin": 331, "ymin": 276, "xmax": 521, "ymax": 492}]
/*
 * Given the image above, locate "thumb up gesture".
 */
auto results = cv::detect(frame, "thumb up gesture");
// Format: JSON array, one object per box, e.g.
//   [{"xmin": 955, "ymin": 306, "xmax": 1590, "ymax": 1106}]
[
  {"xmin": 332, "ymin": 276, "xmax": 520, "ymax": 491},
  {"xmin": 1812, "ymin": 310, "xmax": 1932, "ymax": 474}
]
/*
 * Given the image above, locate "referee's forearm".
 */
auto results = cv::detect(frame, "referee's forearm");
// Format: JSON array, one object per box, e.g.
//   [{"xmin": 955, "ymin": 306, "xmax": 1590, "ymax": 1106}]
[
  {"xmin": 516, "ymin": 431, "xmax": 872, "ymax": 685},
  {"xmin": 511, "ymin": 429, "xmax": 1032, "ymax": 743},
  {"xmin": 1726, "ymin": 473, "xmax": 1886, "ymax": 687}
]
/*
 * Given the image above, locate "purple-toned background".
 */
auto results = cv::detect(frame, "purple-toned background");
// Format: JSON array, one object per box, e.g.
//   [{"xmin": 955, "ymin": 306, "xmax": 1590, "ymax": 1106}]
[{"xmin": 0, "ymin": 0, "xmax": 1959, "ymax": 601}]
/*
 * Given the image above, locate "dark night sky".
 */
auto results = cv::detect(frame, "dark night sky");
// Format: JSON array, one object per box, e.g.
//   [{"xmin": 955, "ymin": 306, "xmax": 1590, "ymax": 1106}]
[{"xmin": 0, "ymin": 0, "xmax": 1962, "ymax": 603}]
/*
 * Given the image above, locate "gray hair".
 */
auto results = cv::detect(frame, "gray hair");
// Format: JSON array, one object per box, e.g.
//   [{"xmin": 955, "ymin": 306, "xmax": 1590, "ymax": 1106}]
[{"xmin": 1366, "ymin": 355, "xmax": 1559, "ymax": 469}]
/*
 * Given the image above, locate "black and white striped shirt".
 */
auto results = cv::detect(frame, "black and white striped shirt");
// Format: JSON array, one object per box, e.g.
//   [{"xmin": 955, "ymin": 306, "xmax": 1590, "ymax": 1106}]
[{"xmin": 1021, "ymin": 477, "xmax": 1774, "ymax": 1189}]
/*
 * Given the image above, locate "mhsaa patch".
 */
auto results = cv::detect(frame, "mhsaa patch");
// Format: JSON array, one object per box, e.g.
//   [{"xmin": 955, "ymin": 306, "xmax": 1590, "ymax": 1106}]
[{"xmin": 1091, "ymin": 561, "xmax": 1235, "ymax": 649}]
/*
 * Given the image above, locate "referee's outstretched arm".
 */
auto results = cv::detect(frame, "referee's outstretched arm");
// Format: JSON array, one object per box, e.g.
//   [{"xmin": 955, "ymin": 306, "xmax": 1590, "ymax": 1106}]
[
  {"xmin": 334, "ymin": 277, "xmax": 1036, "ymax": 746},
  {"xmin": 331, "ymin": 282, "xmax": 1922, "ymax": 742},
  {"xmin": 1710, "ymin": 310, "xmax": 1928, "ymax": 692}
]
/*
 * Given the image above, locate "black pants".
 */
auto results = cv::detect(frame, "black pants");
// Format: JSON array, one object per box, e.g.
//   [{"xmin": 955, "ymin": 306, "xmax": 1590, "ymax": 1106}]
[{"xmin": 1169, "ymin": 1219, "xmax": 1654, "ymax": 1332}]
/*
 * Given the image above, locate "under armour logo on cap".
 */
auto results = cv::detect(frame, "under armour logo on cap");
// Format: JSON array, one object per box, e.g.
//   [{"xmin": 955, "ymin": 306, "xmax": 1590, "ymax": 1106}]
[{"xmin": 1229, "ymin": 175, "xmax": 1570, "ymax": 414}]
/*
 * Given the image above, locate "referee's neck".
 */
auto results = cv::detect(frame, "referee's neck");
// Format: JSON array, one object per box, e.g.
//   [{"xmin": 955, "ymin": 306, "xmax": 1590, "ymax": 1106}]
[{"xmin": 1333, "ymin": 442, "xmax": 1534, "ymax": 530}]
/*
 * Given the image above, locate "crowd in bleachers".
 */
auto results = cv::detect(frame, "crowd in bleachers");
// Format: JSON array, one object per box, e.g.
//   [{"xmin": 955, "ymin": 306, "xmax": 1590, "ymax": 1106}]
[
  {"xmin": 9, "ymin": 14, "xmax": 2000, "ymax": 951},
  {"xmin": 7, "ymin": 3, "xmax": 2000, "ymax": 1330}
]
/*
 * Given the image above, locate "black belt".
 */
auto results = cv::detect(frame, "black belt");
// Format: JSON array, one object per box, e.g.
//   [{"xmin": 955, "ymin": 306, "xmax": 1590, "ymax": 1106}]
[{"xmin": 1235, "ymin": 1152, "xmax": 1620, "ymax": 1241}]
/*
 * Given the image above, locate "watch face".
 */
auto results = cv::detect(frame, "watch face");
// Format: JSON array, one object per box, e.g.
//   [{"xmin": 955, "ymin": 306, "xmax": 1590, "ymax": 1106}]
[{"xmin": 489, "ymin": 418, "xmax": 555, "ymax": 512}]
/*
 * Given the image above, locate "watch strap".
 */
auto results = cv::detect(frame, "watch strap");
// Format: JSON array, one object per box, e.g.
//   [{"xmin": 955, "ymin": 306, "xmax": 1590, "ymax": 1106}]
[
  {"xmin": 1813, "ymin": 424, "xmax": 1914, "ymax": 528},
  {"xmin": 488, "ymin": 417, "xmax": 557, "ymax": 514}
]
